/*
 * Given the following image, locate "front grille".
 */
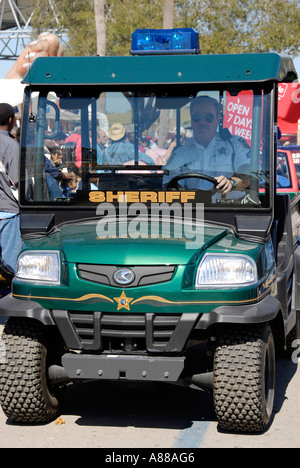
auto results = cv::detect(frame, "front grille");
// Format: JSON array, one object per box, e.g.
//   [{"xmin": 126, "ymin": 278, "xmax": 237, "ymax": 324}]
[
  {"xmin": 53, "ymin": 310, "xmax": 198, "ymax": 354},
  {"xmin": 101, "ymin": 313, "xmax": 180, "ymax": 352},
  {"xmin": 77, "ymin": 264, "xmax": 175, "ymax": 288}
]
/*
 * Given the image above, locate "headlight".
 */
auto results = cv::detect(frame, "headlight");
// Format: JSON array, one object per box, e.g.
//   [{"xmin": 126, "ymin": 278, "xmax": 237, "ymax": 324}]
[
  {"xmin": 195, "ymin": 254, "xmax": 257, "ymax": 287},
  {"xmin": 15, "ymin": 251, "xmax": 60, "ymax": 284}
]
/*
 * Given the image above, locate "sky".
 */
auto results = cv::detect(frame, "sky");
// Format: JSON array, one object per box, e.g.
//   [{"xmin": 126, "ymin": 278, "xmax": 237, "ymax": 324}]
[{"xmin": 0, "ymin": 60, "xmax": 17, "ymax": 79}]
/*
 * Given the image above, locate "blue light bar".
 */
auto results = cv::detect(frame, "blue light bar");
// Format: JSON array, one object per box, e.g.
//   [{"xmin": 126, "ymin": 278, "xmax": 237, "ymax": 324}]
[{"xmin": 131, "ymin": 28, "xmax": 200, "ymax": 55}]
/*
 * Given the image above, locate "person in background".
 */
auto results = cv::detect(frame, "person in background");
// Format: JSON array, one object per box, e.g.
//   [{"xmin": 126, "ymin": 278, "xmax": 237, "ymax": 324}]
[
  {"xmin": 14, "ymin": 127, "xmax": 21, "ymax": 143},
  {"xmin": 145, "ymin": 139, "xmax": 177, "ymax": 165},
  {"xmin": 53, "ymin": 130, "xmax": 67, "ymax": 148},
  {"xmin": 103, "ymin": 123, "xmax": 154, "ymax": 165},
  {"xmin": 139, "ymin": 135, "xmax": 148, "ymax": 153},
  {"xmin": 96, "ymin": 129, "xmax": 108, "ymax": 165},
  {"xmin": 64, "ymin": 127, "xmax": 82, "ymax": 168},
  {"xmin": 49, "ymin": 146, "xmax": 63, "ymax": 167},
  {"xmin": 0, "ymin": 103, "xmax": 21, "ymax": 272},
  {"xmin": 46, "ymin": 159, "xmax": 76, "ymax": 199},
  {"xmin": 125, "ymin": 125, "xmax": 135, "ymax": 145}
]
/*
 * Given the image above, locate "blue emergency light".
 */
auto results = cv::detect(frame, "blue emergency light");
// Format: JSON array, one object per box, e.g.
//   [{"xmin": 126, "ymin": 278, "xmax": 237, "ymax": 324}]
[{"xmin": 131, "ymin": 28, "xmax": 200, "ymax": 55}]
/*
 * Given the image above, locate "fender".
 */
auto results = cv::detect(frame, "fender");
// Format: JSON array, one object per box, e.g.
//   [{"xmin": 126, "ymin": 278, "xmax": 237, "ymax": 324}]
[
  {"xmin": 195, "ymin": 295, "xmax": 281, "ymax": 329},
  {"xmin": 0, "ymin": 294, "xmax": 55, "ymax": 326}
]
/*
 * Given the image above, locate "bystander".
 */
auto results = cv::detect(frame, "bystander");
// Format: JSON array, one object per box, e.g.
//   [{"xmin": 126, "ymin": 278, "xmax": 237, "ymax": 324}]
[{"xmin": 0, "ymin": 103, "xmax": 22, "ymax": 275}]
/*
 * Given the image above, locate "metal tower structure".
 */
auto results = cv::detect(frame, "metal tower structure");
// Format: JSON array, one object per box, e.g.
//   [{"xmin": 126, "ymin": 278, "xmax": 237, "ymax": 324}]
[{"xmin": 0, "ymin": 0, "xmax": 61, "ymax": 60}]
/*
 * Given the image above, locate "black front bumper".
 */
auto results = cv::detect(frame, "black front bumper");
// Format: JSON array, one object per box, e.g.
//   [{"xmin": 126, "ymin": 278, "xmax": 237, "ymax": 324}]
[{"xmin": 0, "ymin": 294, "xmax": 281, "ymax": 351}]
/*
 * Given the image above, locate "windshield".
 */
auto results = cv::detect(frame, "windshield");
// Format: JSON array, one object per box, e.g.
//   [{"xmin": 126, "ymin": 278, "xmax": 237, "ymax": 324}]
[
  {"xmin": 20, "ymin": 86, "xmax": 272, "ymax": 209},
  {"xmin": 276, "ymin": 152, "xmax": 292, "ymax": 188}
]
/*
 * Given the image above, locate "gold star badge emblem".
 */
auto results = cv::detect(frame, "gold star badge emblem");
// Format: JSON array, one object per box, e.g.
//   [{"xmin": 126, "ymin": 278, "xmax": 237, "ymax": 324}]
[{"xmin": 114, "ymin": 291, "xmax": 133, "ymax": 311}]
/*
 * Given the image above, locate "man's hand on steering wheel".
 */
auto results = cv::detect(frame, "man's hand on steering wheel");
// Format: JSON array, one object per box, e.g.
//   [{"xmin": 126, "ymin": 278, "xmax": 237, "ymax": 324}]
[
  {"xmin": 215, "ymin": 175, "xmax": 234, "ymax": 194},
  {"xmin": 166, "ymin": 172, "xmax": 236, "ymax": 194}
]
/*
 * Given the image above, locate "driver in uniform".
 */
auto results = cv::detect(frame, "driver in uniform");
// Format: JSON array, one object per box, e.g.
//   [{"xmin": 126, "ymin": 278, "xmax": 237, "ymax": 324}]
[{"xmin": 163, "ymin": 96, "xmax": 250, "ymax": 196}]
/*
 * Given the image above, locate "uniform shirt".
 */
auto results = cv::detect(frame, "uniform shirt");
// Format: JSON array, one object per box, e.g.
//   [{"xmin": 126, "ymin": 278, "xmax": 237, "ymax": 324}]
[
  {"xmin": 164, "ymin": 133, "xmax": 250, "ymax": 191},
  {"xmin": 0, "ymin": 129, "xmax": 19, "ymax": 214}
]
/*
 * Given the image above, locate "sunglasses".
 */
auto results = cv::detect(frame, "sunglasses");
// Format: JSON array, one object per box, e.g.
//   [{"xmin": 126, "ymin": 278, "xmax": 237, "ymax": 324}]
[{"xmin": 191, "ymin": 113, "xmax": 216, "ymax": 123}]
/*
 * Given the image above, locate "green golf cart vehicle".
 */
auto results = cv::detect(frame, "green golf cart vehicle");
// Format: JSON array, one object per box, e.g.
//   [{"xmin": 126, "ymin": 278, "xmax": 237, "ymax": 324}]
[{"xmin": 0, "ymin": 29, "xmax": 299, "ymax": 433}]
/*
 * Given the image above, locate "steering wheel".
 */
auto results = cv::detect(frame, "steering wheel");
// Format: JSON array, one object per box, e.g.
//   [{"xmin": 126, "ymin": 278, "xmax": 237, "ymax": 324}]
[{"xmin": 166, "ymin": 172, "xmax": 218, "ymax": 190}]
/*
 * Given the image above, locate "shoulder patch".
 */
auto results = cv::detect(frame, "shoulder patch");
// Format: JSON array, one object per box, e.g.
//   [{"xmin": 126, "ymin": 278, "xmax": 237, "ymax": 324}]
[{"xmin": 237, "ymin": 137, "xmax": 250, "ymax": 149}]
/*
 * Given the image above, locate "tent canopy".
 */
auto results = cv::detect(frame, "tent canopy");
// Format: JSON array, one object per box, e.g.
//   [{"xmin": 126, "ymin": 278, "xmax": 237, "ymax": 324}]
[{"xmin": 0, "ymin": 79, "xmax": 25, "ymax": 106}]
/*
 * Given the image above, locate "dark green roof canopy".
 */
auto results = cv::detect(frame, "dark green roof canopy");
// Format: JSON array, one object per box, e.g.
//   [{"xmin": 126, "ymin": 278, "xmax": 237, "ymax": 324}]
[{"xmin": 23, "ymin": 52, "xmax": 297, "ymax": 86}]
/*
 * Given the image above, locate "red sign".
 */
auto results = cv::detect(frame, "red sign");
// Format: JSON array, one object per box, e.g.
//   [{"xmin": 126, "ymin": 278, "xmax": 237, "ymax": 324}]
[
  {"xmin": 223, "ymin": 91, "xmax": 253, "ymax": 145},
  {"xmin": 278, "ymin": 82, "xmax": 300, "ymax": 122},
  {"xmin": 278, "ymin": 83, "xmax": 289, "ymax": 101},
  {"xmin": 278, "ymin": 82, "xmax": 300, "ymax": 138}
]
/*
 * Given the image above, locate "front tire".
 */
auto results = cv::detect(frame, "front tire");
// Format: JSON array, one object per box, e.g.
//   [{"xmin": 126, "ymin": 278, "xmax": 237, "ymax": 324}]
[
  {"xmin": 0, "ymin": 317, "xmax": 63, "ymax": 423},
  {"xmin": 213, "ymin": 323, "xmax": 275, "ymax": 433}
]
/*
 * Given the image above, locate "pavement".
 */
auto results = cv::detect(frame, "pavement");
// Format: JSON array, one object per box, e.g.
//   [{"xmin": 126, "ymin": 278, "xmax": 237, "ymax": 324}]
[{"xmin": 0, "ymin": 319, "xmax": 300, "ymax": 448}]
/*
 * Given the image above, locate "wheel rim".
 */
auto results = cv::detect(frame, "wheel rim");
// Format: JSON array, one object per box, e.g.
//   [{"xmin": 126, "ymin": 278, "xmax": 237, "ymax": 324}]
[{"xmin": 264, "ymin": 333, "xmax": 275, "ymax": 419}]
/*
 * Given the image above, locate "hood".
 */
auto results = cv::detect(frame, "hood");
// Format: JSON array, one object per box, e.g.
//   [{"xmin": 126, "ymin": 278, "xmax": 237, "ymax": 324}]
[{"xmin": 58, "ymin": 219, "xmax": 228, "ymax": 265}]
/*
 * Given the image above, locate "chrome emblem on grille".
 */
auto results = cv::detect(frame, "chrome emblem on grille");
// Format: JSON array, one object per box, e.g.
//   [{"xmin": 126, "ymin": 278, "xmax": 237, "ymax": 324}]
[{"xmin": 113, "ymin": 268, "xmax": 135, "ymax": 285}]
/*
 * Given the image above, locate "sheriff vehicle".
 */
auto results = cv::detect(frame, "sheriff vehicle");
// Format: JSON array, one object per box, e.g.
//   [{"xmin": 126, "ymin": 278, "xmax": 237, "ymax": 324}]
[{"xmin": 0, "ymin": 28, "xmax": 299, "ymax": 433}]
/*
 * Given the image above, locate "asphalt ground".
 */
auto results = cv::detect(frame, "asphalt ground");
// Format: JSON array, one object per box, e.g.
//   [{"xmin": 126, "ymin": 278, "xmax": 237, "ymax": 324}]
[{"xmin": 0, "ymin": 319, "xmax": 299, "ymax": 448}]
